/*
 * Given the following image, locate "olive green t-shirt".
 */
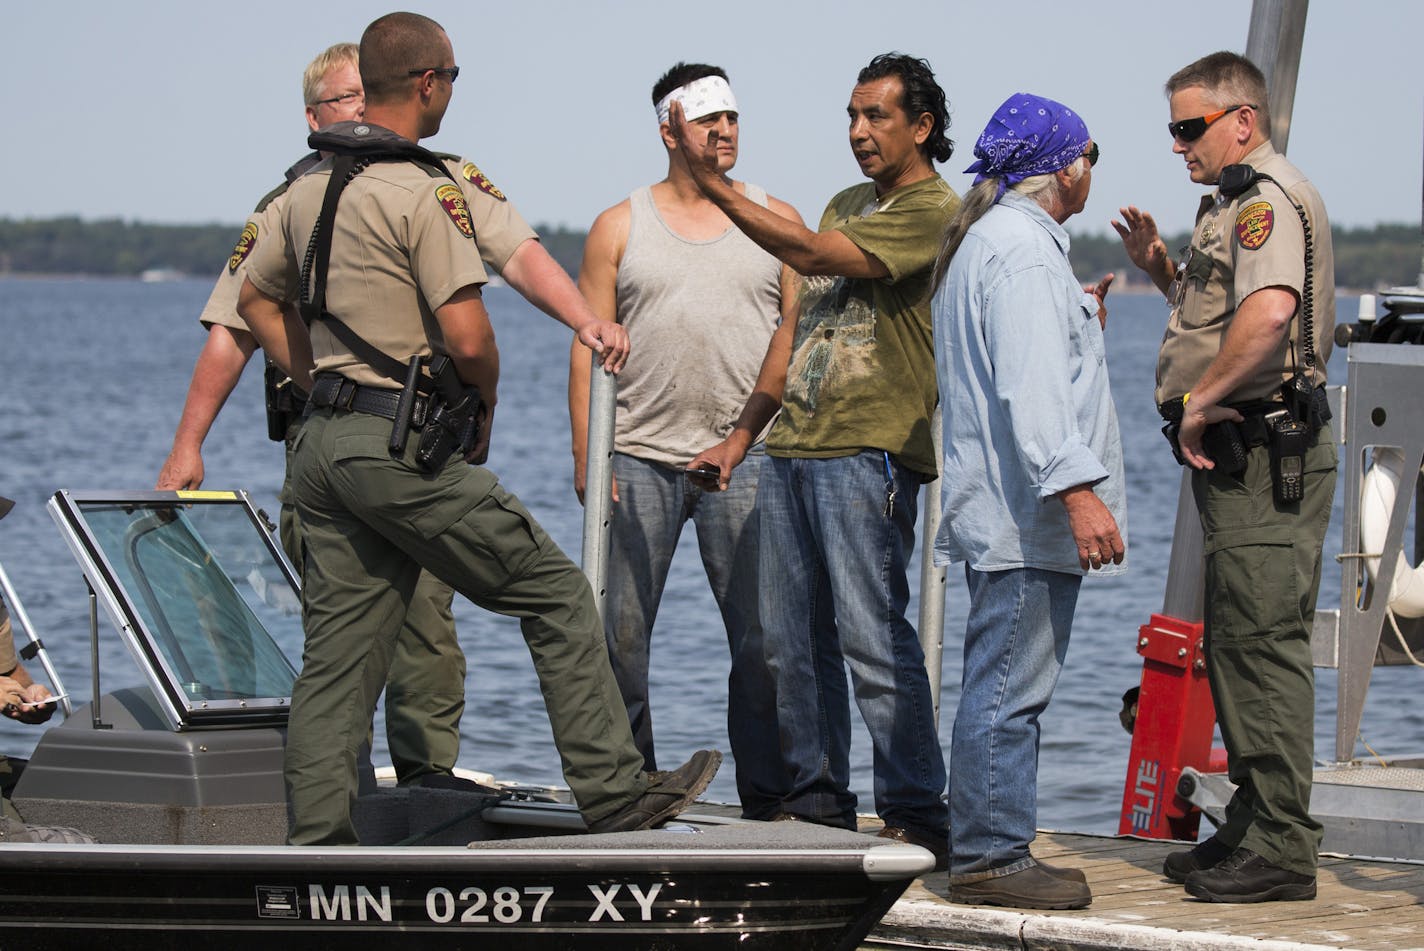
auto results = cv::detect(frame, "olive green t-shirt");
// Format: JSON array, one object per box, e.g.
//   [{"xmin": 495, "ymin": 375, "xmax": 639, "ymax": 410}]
[{"xmin": 766, "ymin": 175, "xmax": 960, "ymax": 477}]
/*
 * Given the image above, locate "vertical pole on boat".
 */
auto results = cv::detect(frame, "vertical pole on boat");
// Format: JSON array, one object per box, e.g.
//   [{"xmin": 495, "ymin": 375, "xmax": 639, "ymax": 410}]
[
  {"xmin": 918, "ymin": 408, "xmax": 947, "ymax": 722},
  {"xmin": 1245, "ymin": 0, "xmax": 1309, "ymax": 155},
  {"xmin": 1120, "ymin": 0, "xmax": 1311, "ymax": 839},
  {"xmin": 87, "ymin": 582, "xmax": 110, "ymax": 730},
  {"xmin": 580, "ymin": 358, "xmax": 618, "ymax": 620}
]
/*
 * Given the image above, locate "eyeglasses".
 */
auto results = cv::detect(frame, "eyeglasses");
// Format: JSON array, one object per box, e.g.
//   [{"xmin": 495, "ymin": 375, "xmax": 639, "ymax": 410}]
[
  {"xmin": 1167, "ymin": 104, "xmax": 1253, "ymax": 142},
  {"xmin": 408, "ymin": 66, "xmax": 460, "ymax": 83},
  {"xmin": 1082, "ymin": 142, "xmax": 1100, "ymax": 167},
  {"xmin": 312, "ymin": 92, "xmax": 363, "ymax": 108}
]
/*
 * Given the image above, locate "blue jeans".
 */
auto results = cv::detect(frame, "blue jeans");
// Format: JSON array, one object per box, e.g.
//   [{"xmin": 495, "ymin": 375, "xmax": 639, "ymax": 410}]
[
  {"xmin": 604, "ymin": 450, "xmax": 784, "ymax": 819},
  {"xmin": 760, "ymin": 452, "xmax": 947, "ymax": 836},
  {"xmin": 949, "ymin": 566, "xmax": 1080, "ymax": 881}
]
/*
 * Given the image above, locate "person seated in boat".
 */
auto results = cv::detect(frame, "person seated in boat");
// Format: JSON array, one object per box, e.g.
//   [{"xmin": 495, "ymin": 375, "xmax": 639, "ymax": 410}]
[
  {"xmin": 157, "ymin": 39, "xmax": 625, "ymax": 794},
  {"xmin": 672, "ymin": 52, "xmax": 957, "ymax": 867},
  {"xmin": 932, "ymin": 94, "xmax": 1121, "ymax": 910},
  {"xmin": 0, "ymin": 595, "xmax": 59, "ymax": 810},
  {"xmin": 236, "ymin": 11, "xmax": 720, "ymax": 846},
  {"xmin": 570, "ymin": 61, "xmax": 802, "ymax": 820}
]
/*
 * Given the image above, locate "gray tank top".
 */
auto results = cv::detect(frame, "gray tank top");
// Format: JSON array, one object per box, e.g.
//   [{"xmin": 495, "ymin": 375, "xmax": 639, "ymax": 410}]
[{"xmin": 613, "ymin": 183, "xmax": 783, "ymax": 466}]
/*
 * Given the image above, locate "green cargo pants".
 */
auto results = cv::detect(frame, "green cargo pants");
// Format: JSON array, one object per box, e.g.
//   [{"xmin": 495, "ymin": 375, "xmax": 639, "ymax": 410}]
[
  {"xmin": 284, "ymin": 407, "xmax": 647, "ymax": 845},
  {"xmin": 1193, "ymin": 424, "xmax": 1336, "ymax": 876},
  {"xmin": 280, "ymin": 422, "xmax": 467, "ymax": 786}
]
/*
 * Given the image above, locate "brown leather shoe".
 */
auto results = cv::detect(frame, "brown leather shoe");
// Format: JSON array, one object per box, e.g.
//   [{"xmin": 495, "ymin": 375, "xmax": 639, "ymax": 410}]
[
  {"xmin": 876, "ymin": 826, "xmax": 948, "ymax": 871},
  {"xmin": 1036, "ymin": 857, "xmax": 1087, "ymax": 884},
  {"xmin": 586, "ymin": 750, "xmax": 721, "ymax": 834},
  {"xmin": 949, "ymin": 862, "xmax": 1091, "ymax": 910}
]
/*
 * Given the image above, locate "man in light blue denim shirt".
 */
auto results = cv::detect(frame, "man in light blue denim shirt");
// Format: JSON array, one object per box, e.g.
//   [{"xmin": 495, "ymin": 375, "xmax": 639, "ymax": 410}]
[{"xmin": 931, "ymin": 94, "xmax": 1125, "ymax": 910}]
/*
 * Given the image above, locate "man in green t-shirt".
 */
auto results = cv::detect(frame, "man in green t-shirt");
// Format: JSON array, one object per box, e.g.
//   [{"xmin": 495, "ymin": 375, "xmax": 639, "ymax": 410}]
[{"xmin": 673, "ymin": 53, "xmax": 960, "ymax": 868}]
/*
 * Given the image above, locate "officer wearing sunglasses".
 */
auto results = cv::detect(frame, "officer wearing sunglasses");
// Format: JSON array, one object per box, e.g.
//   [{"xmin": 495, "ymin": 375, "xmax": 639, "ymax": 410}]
[{"xmin": 1112, "ymin": 50, "xmax": 1336, "ymax": 906}]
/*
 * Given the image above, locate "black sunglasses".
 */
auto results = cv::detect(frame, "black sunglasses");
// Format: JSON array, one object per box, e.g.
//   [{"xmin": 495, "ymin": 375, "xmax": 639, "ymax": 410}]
[
  {"xmin": 408, "ymin": 66, "xmax": 460, "ymax": 83},
  {"xmin": 1167, "ymin": 104, "xmax": 1253, "ymax": 142},
  {"xmin": 1083, "ymin": 142, "xmax": 1100, "ymax": 167}
]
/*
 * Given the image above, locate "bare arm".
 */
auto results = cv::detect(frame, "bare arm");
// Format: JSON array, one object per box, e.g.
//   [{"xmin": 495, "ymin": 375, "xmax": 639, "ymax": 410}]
[
  {"xmin": 569, "ymin": 205, "xmax": 627, "ymax": 503},
  {"xmin": 502, "ymin": 237, "xmax": 629, "ymax": 372},
  {"xmin": 668, "ymin": 102, "xmax": 886, "ymax": 279},
  {"xmin": 1176, "ymin": 286, "xmax": 1298, "ymax": 468},
  {"xmin": 435, "ymin": 284, "xmax": 500, "ymax": 464},
  {"xmin": 687, "ymin": 265, "xmax": 800, "ymax": 488},
  {"xmin": 237, "ymin": 278, "xmax": 314, "ymax": 388},
  {"xmin": 1111, "ymin": 206, "xmax": 1175, "ymax": 295},
  {"xmin": 157, "ymin": 324, "xmax": 259, "ymax": 490}
]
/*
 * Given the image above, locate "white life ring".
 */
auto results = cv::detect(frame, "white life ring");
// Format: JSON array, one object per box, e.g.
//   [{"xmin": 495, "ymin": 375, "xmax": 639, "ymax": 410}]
[{"xmin": 1360, "ymin": 447, "xmax": 1424, "ymax": 619}]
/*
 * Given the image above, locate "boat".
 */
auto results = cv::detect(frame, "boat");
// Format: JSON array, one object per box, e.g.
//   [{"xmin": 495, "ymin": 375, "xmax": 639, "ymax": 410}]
[{"xmin": 0, "ymin": 489, "xmax": 933, "ymax": 948}]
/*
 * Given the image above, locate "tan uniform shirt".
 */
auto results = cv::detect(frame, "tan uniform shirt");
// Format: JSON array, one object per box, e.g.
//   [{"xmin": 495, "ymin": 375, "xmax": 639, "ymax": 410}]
[
  {"xmin": 0, "ymin": 600, "xmax": 18, "ymax": 675},
  {"xmin": 204, "ymin": 155, "xmax": 534, "ymax": 334},
  {"xmin": 246, "ymin": 155, "xmax": 487, "ymax": 388},
  {"xmin": 1156, "ymin": 141, "xmax": 1335, "ymax": 406}
]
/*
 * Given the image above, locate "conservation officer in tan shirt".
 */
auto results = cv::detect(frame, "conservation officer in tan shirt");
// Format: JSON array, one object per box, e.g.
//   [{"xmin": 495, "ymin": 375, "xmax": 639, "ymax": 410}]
[
  {"xmin": 159, "ymin": 41, "xmax": 630, "ymax": 793},
  {"xmin": 1115, "ymin": 51, "xmax": 1335, "ymax": 904},
  {"xmin": 237, "ymin": 11, "xmax": 719, "ymax": 846}
]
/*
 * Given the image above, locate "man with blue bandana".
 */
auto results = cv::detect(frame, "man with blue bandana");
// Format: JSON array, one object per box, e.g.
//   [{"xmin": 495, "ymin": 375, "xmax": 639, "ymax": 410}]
[{"xmin": 933, "ymin": 93, "xmax": 1122, "ymax": 909}]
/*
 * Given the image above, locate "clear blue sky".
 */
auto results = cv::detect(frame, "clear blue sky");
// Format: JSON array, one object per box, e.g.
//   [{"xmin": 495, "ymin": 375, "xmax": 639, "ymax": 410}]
[{"xmin": 4, "ymin": 1, "xmax": 1420, "ymax": 238}]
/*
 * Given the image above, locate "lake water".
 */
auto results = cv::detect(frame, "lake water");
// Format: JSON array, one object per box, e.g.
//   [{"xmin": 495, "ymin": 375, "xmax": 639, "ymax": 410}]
[{"xmin": 1, "ymin": 276, "xmax": 1420, "ymax": 836}]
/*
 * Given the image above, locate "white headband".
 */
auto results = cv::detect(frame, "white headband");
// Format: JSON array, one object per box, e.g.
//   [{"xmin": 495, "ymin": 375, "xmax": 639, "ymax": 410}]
[{"xmin": 655, "ymin": 75, "xmax": 738, "ymax": 125}]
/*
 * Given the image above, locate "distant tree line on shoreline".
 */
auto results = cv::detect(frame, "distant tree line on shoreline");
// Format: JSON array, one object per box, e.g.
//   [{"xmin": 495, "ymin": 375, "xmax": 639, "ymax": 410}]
[{"xmin": 1, "ymin": 216, "xmax": 1419, "ymax": 291}]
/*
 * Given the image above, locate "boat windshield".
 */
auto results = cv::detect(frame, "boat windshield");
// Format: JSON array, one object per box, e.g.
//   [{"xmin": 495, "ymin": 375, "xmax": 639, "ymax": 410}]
[{"xmin": 50, "ymin": 490, "xmax": 301, "ymax": 728}]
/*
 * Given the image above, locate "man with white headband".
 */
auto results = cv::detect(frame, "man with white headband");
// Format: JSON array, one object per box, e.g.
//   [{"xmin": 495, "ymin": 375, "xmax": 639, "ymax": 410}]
[
  {"xmin": 570, "ymin": 62, "xmax": 802, "ymax": 820},
  {"xmin": 672, "ymin": 53, "xmax": 959, "ymax": 867}
]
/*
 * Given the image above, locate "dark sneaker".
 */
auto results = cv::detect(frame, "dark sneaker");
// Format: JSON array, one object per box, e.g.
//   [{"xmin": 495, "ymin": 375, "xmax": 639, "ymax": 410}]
[
  {"xmin": 949, "ymin": 862, "xmax": 1091, "ymax": 910},
  {"xmin": 876, "ymin": 826, "xmax": 948, "ymax": 872},
  {"xmin": 586, "ymin": 750, "xmax": 721, "ymax": 834},
  {"xmin": 1163, "ymin": 835, "xmax": 1234, "ymax": 884},
  {"xmin": 1184, "ymin": 847, "xmax": 1316, "ymax": 903}
]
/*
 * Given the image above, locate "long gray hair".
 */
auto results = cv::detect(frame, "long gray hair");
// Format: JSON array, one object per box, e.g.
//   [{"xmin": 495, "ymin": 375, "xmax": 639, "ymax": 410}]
[{"xmin": 932, "ymin": 161, "xmax": 1083, "ymax": 290}]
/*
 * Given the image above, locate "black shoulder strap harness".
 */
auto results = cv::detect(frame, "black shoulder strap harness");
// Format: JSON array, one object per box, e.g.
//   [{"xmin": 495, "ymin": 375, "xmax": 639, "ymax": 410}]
[
  {"xmin": 299, "ymin": 122, "xmax": 460, "ymax": 384},
  {"xmin": 253, "ymin": 152, "xmax": 324, "ymax": 214}
]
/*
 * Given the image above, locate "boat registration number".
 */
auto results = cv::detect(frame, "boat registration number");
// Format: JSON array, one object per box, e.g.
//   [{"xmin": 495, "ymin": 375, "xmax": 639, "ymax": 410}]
[{"xmin": 259, "ymin": 882, "xmax": 666, "ymax": 923}]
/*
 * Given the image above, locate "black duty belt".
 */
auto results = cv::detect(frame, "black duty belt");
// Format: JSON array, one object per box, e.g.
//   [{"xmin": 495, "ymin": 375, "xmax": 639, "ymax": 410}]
[{"xmin": 309, "ymin": 373, "xmax": 427, "ymax": 423}]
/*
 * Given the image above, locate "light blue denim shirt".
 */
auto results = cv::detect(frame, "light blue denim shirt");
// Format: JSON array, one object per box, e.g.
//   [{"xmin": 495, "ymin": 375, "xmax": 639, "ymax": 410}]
[{"xmin": 932, "ymin": 191, "xmax": 1127, "ymax": 576}]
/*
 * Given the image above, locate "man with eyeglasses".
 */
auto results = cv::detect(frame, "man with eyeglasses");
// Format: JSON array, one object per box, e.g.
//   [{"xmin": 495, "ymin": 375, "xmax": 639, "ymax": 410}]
[
  {"xmin": 159, "ymin": 38, "xmax": 643, "ymax": 797},
  {"xmin": 237, "ymin": 11, "xmax": 717, "ymax": 846},
  {"xmin": 1114, "ymin": 50, "xmax": 1336, "ymax": 904}
]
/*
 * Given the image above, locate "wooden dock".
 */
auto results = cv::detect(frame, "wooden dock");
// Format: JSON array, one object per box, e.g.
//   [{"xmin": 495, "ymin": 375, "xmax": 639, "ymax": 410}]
[{"xmin": 868, "ymin": 831, "xmax": 1424, "ymax": 950}]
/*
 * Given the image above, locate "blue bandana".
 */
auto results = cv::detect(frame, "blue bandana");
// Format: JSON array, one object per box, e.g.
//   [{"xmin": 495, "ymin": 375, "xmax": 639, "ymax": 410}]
[{"xmin": 965, "ymin": 93, "xmax": 1091, "ymax": 200}]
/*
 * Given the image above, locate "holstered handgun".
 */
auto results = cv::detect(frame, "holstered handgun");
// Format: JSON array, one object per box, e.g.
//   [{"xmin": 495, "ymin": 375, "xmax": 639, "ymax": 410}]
[
  {"xmin": 414, "ymin": 355, "xmax": 484, "ymax": 472},
  {"xmin": 264, "ymin": 360, "xmax": 308, "ymax": 442}
]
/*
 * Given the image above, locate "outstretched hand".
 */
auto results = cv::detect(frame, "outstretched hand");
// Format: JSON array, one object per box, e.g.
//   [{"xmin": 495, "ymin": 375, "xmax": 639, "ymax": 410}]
[
  {"xmin": 1111, "ymin": 206, "xmax": 1169, "ymax": 277},
  {"xmin": 667, "ymin": 100, "xmax": 722, "ymax": 184}
]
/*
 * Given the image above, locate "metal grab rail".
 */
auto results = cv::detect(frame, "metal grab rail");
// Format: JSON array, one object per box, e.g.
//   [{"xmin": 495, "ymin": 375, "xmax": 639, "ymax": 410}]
[{"xmin": 580, "ymin": 357, "xmax": 618, "ymax": 620}]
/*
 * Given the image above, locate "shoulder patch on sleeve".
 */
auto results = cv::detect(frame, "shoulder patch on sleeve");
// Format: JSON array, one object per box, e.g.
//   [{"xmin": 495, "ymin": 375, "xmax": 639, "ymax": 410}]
[
  {"xmin": 461, "ymin": 162, "xmax": 507, "ymax": 201},
  {"xmin": 228, "ymin": 222, "xmax": 259, "ymax": 273},
  {"xmin": 435, "ymin": 183, "xmax": 475, "ymax": 239},
  {"xmin": 1235, "ymin": 200, "xmax": 1274, "ymax": 250}
]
